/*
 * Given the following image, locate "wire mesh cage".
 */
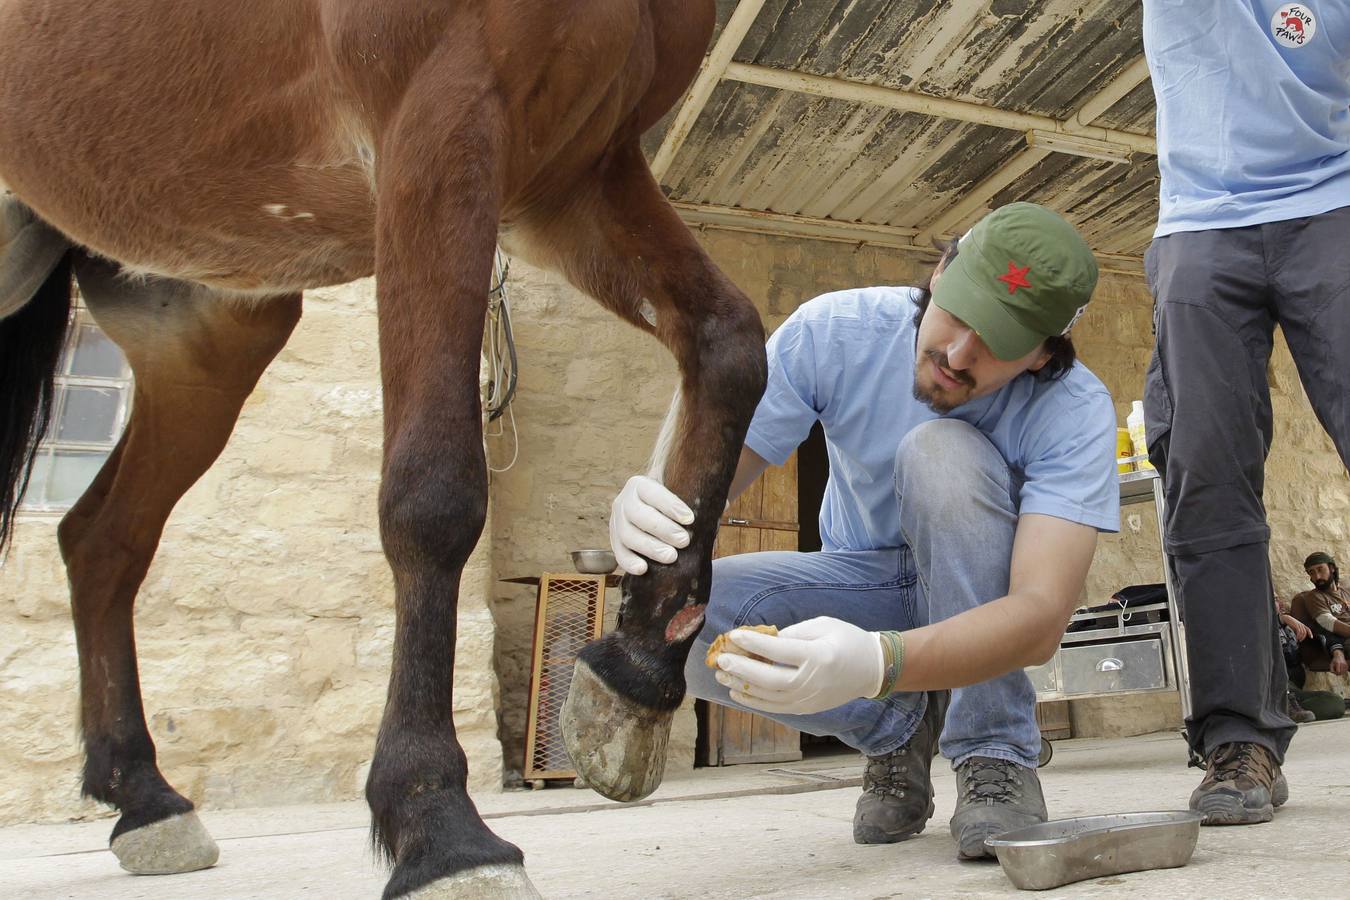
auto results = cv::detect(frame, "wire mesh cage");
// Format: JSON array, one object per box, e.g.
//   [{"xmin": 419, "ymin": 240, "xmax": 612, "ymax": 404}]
[{"xmin": 523, "ymin": 574, "xmax": 607, "ymax": 781}]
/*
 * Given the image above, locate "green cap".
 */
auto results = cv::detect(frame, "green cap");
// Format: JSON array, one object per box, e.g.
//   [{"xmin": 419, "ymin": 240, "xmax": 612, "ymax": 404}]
[{"xmin": 931, "ymin": 202, "xmax": 1098, "ymax": 361}]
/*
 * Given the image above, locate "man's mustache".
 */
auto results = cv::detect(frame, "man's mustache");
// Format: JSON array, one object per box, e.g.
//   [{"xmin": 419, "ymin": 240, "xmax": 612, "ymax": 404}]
[{"xmin": 925, "ymin": 350, "xmax": 975, "ymax": 387}]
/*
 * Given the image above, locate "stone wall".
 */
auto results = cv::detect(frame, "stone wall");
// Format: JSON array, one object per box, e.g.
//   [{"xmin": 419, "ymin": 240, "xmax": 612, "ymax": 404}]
[
  {"xmin": 0, "ymin": 279, "xmax": 503, "ymax": 825},
  {"xmin": 4, "ymin": 229, "xmax": 1346, "ymax": 825}
]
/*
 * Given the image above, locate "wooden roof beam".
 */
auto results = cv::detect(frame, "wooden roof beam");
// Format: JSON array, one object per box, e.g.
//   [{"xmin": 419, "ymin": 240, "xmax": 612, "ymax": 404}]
[
  {"xmin": 722, "ymin": 61, "xmax": 1157, "ymax": 156},
  {"xmin": 650, "ymin": 0, "xmax": 772, "ymax": 182},
  {"xmin": 673, "ymin": 201, "xmax": 1143, "ymax": 275}
]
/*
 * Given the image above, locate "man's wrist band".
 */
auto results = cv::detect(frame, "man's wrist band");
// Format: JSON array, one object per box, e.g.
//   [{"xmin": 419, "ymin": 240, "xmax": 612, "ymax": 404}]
[{"xmin": 870, "ymin": 630, "xmax": 906, "ymax": 700}]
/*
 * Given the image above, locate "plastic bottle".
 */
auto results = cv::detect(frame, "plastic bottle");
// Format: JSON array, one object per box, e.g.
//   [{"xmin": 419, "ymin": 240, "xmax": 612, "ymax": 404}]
[
  {"xmin": 1127, "ymin": 401, "xmax": 1155, "ymax": 471},
  {"xmin": 1116, "ymin": 428, "xmax": 1135, "ymax": 474}
]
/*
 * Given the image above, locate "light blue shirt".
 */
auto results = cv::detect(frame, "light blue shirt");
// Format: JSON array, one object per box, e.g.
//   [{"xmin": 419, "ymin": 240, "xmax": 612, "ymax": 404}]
[
  {"xmin": 744, "ymin": 287, "xmax": 1120, "ymax": 553},
  {"xmin": 1144, "ymin": 1, "xmax": 1350, "ymax": 236}
]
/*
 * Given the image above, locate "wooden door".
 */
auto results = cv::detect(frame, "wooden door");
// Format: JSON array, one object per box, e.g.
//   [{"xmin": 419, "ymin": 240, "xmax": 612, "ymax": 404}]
[
  {"xmin": 699, "ymin": 453, "xmax": 804, "ymax": 766},
  {"xmin": 714, "ymin": 451, "xmax": 800, "ymax": 556}
]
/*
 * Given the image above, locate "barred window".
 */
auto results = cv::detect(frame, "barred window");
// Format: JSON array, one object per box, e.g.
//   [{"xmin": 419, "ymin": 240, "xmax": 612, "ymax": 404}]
[{"xmin": 20, "ymin": 302, "xmax": 132, "ymax": 512}]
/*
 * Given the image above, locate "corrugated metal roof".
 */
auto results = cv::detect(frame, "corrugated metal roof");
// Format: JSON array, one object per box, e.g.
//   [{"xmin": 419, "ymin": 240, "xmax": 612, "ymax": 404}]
[{"xmin": 649, "ymin": 0, "xmax": 1159, "ymax": 265}]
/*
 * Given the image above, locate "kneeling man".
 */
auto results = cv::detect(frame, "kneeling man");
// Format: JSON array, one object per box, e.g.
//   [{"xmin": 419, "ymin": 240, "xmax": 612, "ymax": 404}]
[{"xmin": 610, "ymin": 203, "xmax": 1117, "ymax": 859}]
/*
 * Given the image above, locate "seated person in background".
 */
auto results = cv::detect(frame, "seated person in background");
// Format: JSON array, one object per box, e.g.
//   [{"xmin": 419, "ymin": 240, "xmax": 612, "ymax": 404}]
[
  {"xmin": 1276, "ymin": 595, "xmax": 1315, "ymax": 723},
  {"xmin": 1277, "ymin": 596, "xmax": 1312, "ymax": 650},
  {"xmin": 1277, "ymin": 594, "xmax": 1342, "ymax": 722},
  {"xmin": 1292, "ymin": 552, "xmax": 1350, "ymax": 678}
]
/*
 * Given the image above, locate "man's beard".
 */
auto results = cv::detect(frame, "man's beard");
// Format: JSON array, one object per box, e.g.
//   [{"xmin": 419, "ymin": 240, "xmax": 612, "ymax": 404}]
[
  {"xmin": 912, "ymin": 349, "xmax": 974, "ymax": 414},
  {"xmin": 1313, "ymin": 577, "xmax": 1333, "ymax": 591}
]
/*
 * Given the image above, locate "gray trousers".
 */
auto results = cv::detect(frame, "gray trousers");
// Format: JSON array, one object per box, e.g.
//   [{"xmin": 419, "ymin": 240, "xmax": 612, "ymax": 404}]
[{"xmin": 1143, "ymin": 204, "xmax": 1350, "ymax": 765}]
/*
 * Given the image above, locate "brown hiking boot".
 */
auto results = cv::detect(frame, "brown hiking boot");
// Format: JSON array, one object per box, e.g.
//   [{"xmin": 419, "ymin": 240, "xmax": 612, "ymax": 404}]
[
  {"xmin": 1190, "ymin": 742, "xmax": 1288, "ymax": 825},
  {"xmin": 853, "ymin": 691, "xmax": 949, "ymax": 844}
]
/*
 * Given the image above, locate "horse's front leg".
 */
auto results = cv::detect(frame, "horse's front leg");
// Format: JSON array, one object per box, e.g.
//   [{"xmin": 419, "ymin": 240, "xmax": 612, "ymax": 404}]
[
  {"xmin": 362, "ymin": 78, "xmax": 539, "ymax": 900},
  {"xmin": 552, "ymin": 143, "xmax": 768, "ymax": 802}
]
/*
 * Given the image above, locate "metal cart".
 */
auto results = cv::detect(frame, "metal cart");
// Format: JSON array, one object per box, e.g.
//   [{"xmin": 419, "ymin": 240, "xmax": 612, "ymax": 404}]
[{"xmin": 1029, "ymin": 469, "xmax": 1191, "ymax": 764}]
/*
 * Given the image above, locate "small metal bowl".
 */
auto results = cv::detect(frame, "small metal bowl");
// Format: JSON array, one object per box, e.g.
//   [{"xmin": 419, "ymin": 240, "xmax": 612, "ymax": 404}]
[
  {"xmin": 570, "ymin": 549, "xmax": 617, "ymax": 574},
  {"xmin": 985, "ymin": 810, "xmax": 1203, "ymax": 891}
]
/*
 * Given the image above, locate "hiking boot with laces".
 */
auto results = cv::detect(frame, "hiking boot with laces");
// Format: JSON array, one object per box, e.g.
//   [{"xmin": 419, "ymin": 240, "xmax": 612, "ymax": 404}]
[
  {"xmin": 950, "ymin": 756, "xmax": 1047, "ymax": 859},
  {"xmin": 853, "ymin": 691, "xmax": 949, "ymax": 844},
  {"xmin": 1190, "ymin": 742, "xmax": 1288, "ymax": 825}
]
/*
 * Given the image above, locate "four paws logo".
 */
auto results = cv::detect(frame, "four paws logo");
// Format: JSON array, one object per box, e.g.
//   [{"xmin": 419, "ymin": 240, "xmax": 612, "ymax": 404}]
[{"xmin": 1271, "ymin": 5, "xmax": 1317, "ymax": 47}]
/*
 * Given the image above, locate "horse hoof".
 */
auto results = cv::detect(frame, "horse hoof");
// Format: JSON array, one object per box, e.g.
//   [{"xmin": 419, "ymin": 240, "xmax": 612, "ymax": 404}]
[
  {"xmin": 403, "ymin": 864, "xmax": 542, "ymax": 899},
  {"xmin": 560, "ymin": 658, "xmax": 672, "ymax": 803},
  {"xmin": 110, "ymin": 811, "xmax": 219, "ymax": 875}
]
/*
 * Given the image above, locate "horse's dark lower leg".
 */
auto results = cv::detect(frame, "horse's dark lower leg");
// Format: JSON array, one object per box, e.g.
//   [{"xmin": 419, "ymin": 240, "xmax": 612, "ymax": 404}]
[
  {"xmin": 562, "ymin": 320, "xmax": 763, "ymax": 799},
  {"xmin": 63, "ymin": 259, "xmax": 300, "ymax": 873},
  {"xmin": 361, "ymin": 81, "xmax": 536, "ymax": 900},
  {"xmin": 522, "ymin": 142, "xmax": 767, "ymax": 801},
  {"xmin": 563, "ymin": 326, "xmax": 763, "ymax": 798}
]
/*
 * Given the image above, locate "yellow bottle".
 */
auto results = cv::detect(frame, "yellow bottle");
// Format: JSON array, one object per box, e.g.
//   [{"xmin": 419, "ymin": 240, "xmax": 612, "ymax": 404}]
[
  {"xmin": 1127, "ymin": 401, "xmax": 1155, "ymax": 471},
  {"xmin": 1116, "ymin": 428, "xmax": 1135, "ymax": 474}
]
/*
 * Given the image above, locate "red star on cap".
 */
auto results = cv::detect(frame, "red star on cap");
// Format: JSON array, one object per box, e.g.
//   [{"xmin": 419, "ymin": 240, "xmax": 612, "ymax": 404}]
[{"xmin": 997, "ymin": 261, "xmax": 1032, "ymax": 294}]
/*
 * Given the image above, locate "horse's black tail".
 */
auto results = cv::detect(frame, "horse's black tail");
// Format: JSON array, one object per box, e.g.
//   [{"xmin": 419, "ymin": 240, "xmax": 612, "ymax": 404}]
[{"xmin": 1, "ymin": 251, "xmax": 73, "ymax": 553}]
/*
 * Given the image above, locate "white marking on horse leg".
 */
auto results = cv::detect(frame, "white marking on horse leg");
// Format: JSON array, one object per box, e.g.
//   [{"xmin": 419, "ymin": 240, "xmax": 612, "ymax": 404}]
[
  {"xmin": 261, "ymin": 204, "xmax": 315, "ymax": 223},
  {"xmin": 646, "ymin": 386, "xmax": 682, "ymax": 485}
]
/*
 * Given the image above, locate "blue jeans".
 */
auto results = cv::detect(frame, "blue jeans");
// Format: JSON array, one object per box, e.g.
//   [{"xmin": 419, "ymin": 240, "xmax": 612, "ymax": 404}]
[{"xmin": 686, "ymin": 418, "xmax": 1042, "ymax": 768}]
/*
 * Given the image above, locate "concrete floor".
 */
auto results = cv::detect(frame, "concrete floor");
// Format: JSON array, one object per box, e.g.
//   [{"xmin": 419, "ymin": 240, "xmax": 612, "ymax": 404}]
[{"xmin": 4, "ymin": 720, "xmax": 1349, "ymax": 899}]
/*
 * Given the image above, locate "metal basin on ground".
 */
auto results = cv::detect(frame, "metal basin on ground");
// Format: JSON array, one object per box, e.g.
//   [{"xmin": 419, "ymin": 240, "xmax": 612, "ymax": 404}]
[{"xmin": 985, "ymin": 810, "xmax": 1203, "ymax": 890}]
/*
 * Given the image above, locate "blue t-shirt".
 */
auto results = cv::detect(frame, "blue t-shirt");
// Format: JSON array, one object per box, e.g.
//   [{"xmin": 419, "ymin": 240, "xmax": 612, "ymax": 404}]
[
  {"xmin": 1144, "ymin": 1, "xmax": 1350, "ymax": 236},
  {"xmin": 745, "ymin": 287, "xmax": 1120, "ymax": 553}
]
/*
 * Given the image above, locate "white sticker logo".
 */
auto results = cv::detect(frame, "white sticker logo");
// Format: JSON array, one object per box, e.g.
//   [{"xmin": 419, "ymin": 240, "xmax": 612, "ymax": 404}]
[{"xmin": 1272, "ymin": 5, "xmax": 1317, "ymax": 47}]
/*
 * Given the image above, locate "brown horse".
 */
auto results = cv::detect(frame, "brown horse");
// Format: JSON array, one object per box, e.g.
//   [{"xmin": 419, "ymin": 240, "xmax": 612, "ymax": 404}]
[{"xmin": 0, "ymin": 1, "xmax": 766, "ymax": 896}]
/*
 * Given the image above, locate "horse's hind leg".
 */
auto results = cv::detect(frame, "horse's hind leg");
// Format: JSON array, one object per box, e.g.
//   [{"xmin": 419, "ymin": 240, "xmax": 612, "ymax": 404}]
[
  {"xmin": 62, "ymin": 255, "xmax": 300, "ymax": 874},
  {"xmin": 517, "ymin": 140, "xmax": 767, "ymax": 802}
]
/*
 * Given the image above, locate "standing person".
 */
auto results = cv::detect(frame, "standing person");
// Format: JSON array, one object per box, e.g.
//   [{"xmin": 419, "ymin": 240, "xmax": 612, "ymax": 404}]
[
  {"xmin": 1140, "ymin": 1, "xmax": 1350, "ymax": 825},
  {"xmin": 609, "ymin": 203, "xmax": 1119, "ymax": 859}
]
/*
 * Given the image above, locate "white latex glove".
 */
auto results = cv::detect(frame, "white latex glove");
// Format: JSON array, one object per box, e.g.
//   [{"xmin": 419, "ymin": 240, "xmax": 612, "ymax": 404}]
[
  {"xmin": 713, "ymin": 616, "xmax": 885, "ymax": 715},
  {"xmin": 609, "ymin": 475, "xmax": 695, "ymax": 575}
]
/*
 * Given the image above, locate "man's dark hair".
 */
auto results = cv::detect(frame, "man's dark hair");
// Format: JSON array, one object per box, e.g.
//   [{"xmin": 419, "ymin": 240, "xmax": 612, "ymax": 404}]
[
  {"xmin": 911, "ymin": 238, "xmax": 1077, "ymax": 381},
  {"xmin": 1305, "ymin": 551, "xmax": 1339, "ymax": 585}
]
